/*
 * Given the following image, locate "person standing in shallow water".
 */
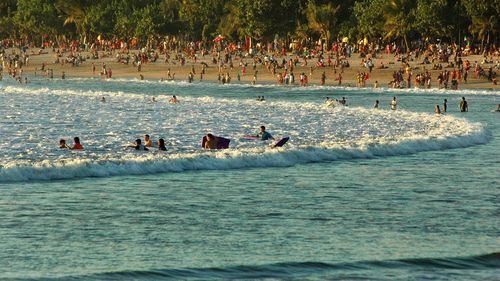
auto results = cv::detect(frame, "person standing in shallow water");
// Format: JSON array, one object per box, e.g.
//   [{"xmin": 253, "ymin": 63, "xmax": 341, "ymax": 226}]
[
  {"xmin": 459, "ymin": 97, "xmax": 468, "ymax": 112},
  {"xmin": 435, "ymin": 105, "xmax": 441, "ymax": 114},
  {"xmin": 390, "ymin": 97, "xmax": 397, "ymax": 111},
  {"xmin": 443, "ymin": 99, "xmax": 447, "ymax": 112}
]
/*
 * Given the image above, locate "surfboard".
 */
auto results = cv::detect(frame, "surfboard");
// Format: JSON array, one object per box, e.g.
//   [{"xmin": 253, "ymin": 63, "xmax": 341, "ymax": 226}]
[
  {"xmin": 241, "ymin": 135, "xmax": 260, "ymax": 140},
  {"xmin": 272, "ymin": 137, "xmax": 290, "ymax": 148},
  {"xmin": 202, "ymin": 136, "xmax": 231, "ymax": 149}
]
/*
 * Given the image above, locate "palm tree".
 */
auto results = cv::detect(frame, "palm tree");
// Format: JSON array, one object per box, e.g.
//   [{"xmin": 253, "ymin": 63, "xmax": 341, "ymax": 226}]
[
  {"xmin": 383, "ymin": 0, "xmax": 416, "ymax": 52},
  {"xmin": 469, "ymin": 15, "xmax": 497, "ymax": 49},
  {"xmin": 217, "ymin": 2, "xmax": 241, "ymax": 40},
  {"xmin": 306, "ymin": 1, "xmax": 339, "ymax": 48},
  {"xmin": 55, "ymin": 0, "xmax": 89, "ymax": 43}
]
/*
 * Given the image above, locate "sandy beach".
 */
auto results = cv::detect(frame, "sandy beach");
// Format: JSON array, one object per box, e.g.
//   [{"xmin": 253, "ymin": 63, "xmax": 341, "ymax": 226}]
[{"xmin": 5, "ymin": 48, "xmax": 498, "ymax": 91}]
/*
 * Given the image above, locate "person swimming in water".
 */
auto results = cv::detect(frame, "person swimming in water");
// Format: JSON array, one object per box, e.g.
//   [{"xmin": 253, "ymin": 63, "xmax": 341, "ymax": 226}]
[
  {"xmin": 158, "ymin": 138, "xmax": 167, "ymax": 151},
  {"xmin": 204, "ymin": 133, "xmax": 218, "ymax": 149},
  {"xmin": 130, "ymin": 139, "xmax": 149, "ymax": 151},
  {"xmin": 257, "ymin": 126, "xmax": 275, "ymax": 141},
  {"xmin": 144, "ymin": 134, "xmax": 152, "ymax": 147},
  {"xmin": 169, "ymin": 95, "xmax": 178, "ymax": 103},
  {"xmin": 495, "ymin": 104, "xmax": 500, "ymax": 112},
  {"xmin": 70, "ymin": 137, "xmax": 83, "ymax": 150},
  {"xmin": 374, "ymin": 100, "xmax": 379, "ymax": 109},
  {"xmin": 59, "ymin": 139, "xmax": 68, "ymax": 148}
]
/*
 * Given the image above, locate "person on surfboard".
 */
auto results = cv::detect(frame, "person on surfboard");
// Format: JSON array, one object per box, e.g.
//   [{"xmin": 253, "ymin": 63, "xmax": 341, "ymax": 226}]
[{"xmin": 257, "ymin": 126, "xmax": 275, "ymax": 141}]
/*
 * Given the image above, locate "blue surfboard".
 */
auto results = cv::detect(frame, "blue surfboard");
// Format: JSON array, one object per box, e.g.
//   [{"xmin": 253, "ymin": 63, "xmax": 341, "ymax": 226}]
[{"xmin": 272, "ymin": 137, "xmax": 290, "ymax": 148}]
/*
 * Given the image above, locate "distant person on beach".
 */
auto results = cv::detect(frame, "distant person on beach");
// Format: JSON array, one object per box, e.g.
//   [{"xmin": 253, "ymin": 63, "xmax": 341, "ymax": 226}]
[
  {"xmin": 374, "ymin": 100, "xmax": 379, "ymax": 109},
  {"xmin": 158, "ymin": 138, "xmax": 167, "ymax": 151},
  {"xmin": 443, "ymin": 99, "xmax": 447, "ymax": 112},
  {"xmin": 70, "ymin": 137, "xmax": 83, "ymax": 150},
  {"xmin": 391, "ymin": 97, "xmax": 397, "ymax": 111},
  {"xmin": 459, "ymin": 97, "xmax": 468, "ymax": 112},
  {"xmin": 59, "ymin": 139, "xmax": 68, "ymax": 149},
  {"xmin": 144, "ymin": 134, "xmax": 152, "ymax": 148},
  {"xmin": 131, "ymin": 139, "xmax": 149, "ymax": 151},
  {"xmin": 257, "ymin": 126, "xmax": 275, "ymax": 141},
  {"xmin": 204, "ymin": 133, "xmax": 217, "ymax": 149}
]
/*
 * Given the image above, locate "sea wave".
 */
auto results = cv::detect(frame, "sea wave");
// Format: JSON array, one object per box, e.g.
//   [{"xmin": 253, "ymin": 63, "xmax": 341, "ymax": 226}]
[
  {"xmin": 0, "ymin": 81, "xmax": 491, "ymax": 183},
  {"xmin": 4, "ymin": 76, "xmax": 498, "ymax": 96},
  {"xmin": 0, "ymin": 126, "xmax": 488, "ymax": 183},
  {"xmin": 7, "ymin": 252, "xmax": 499, "ymax": 280}
]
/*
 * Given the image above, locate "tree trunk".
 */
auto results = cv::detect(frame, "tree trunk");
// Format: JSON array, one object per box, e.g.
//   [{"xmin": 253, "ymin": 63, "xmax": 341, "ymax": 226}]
[{"xmin": 403, "ymin": 34, "xmax": 409, "ymax": 53}]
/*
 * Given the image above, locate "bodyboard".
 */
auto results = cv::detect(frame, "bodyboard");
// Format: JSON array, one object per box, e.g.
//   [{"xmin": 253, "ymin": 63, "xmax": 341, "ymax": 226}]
[
  {"xmin": 272, "ymin": 137, "xmax": 290, "ymax": 148},
  {"xmin": 202, "ymin": 136, "xmax": 230, "ymax": 149}
]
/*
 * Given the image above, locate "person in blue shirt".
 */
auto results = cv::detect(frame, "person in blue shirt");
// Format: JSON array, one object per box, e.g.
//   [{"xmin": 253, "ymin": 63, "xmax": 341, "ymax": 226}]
[{"xmin": 257, "ymin": 126, "xmax": 275, "ymax": 141}]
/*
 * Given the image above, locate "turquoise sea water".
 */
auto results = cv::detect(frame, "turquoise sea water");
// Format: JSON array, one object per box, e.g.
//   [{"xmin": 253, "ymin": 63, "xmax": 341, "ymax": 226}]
[{"xmin": 0, "ymin": 78, "xmax": 499, "ymax": 280}]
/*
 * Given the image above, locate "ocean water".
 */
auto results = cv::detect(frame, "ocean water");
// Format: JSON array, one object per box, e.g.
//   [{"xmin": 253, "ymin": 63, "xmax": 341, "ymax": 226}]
[{"xmin": 0, "ymin": 77, "xmax": 498, "ymax": 280}]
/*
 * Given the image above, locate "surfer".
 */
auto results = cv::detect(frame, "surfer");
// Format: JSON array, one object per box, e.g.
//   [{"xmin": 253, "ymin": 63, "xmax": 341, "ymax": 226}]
[
  {"xmin": 459, "ymin": 97, "xmax": 468, "ymax": 112},
  {"xmin": 158, "ymin": 138, "xmax": 167, "ymax": 151},
  {"xmin": 130, "ymin": 139, "xmax": 149, "ymax": 151},
  {"xmin": 70, "ymin": 137, "xmax": 83, "ymax": 150},
  {"xmin": 204, "ymin": 133, "xmax": 218, "ymax": 149},
  {"xmin": 257, "ymin": 126, "xmax": 275, "ymax": 141},
  {"xmin": 391, "ymin": 97, "xmax": 397, "ymax": 111},
  {"xmin": 144, "ymin": 134, "xmax": 152, "ymax": 147}
]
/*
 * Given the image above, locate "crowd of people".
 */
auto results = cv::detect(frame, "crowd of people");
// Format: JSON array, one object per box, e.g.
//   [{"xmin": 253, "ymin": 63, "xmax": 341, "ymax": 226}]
[{"xmin": 1, "ymin": 35, "xmax": 498, "ymax": 89}]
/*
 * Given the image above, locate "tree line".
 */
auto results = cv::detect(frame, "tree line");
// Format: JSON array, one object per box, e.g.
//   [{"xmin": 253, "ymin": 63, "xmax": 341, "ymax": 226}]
[{"xmin": 0, "ymin": 0, "xmax": 498, "ymax": 49}]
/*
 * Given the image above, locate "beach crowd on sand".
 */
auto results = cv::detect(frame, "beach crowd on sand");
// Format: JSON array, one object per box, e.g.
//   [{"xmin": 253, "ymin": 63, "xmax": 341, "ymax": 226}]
[{"xmin": 0, "ymin": 36, "xmax": 498, "ymax": 90}]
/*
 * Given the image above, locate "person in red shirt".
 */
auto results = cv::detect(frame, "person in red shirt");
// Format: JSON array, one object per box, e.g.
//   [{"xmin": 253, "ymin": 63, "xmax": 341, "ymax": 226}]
[{"xmin": 70, "ymin": 137, "xmax": 84, "ymax": 150}]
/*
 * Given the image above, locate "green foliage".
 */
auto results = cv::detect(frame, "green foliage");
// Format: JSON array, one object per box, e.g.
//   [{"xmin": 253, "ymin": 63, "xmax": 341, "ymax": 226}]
[
  {"xmin": 179, "ymin": 0, "xmax": 226, "ymax": 40},
  {"xmin": 463, "ymin": 0, "xmax": 500, "ymax": 44},
  {"xmin": 353, "ymin": 0, "xmax": 385, "ymax": 39},
  {"xmin": 15, "ymin": 0, "xmax": 62, "ymax": 37},
  {"xmin": 235, "ymin": 0, "xmax": 299, "ymax": 40},
  {"xmin": 0, "ymin": 0, "xmax": 497, "ymax": 46},
  {"xmin": 306, "ymin": 0, "xmax": 339, "ymax": 45}
]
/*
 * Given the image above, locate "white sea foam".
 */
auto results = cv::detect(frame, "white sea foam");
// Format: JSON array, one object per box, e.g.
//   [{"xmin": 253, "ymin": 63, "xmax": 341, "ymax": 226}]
[{"xmin": 0, "ymin": 83, "xmax": 489, "ymax": 182}]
